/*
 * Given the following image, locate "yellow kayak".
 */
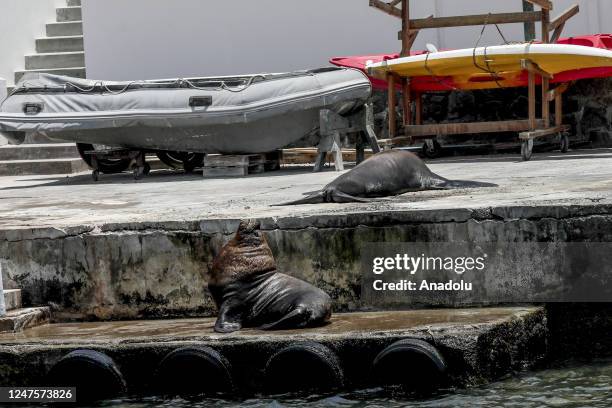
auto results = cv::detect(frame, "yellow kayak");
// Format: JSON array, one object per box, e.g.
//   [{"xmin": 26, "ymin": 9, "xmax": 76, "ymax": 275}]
[{"xmin": 366, "ymin": 43, "xmax": 612, "ymax": 90}]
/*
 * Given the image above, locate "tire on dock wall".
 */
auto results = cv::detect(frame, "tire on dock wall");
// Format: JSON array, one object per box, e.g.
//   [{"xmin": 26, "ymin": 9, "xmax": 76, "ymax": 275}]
[
  {"xmin": 154, "ymin": 346, "xmax": 234, "ymax": 398},
  {"xmin": 47, "ymin": 349, "xmax": 127, "ymax": 402},
  {"xmin": 265, "ymin": 341, "xmax": 344, "ymax": 393},
  {"xmin": 373, "ymin": 338, "xmax": 447, "ymax": 392}
]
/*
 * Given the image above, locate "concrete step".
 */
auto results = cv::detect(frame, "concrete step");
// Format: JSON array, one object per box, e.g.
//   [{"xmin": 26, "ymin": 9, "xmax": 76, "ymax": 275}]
[
  {"xmin": 0, "ymin": 158, "xmax": 89, "ymax": 176},
  {"xmin": 56, "ymin": 7, "xmax": 82, "ymax": 22},
  {"xmin": 46, "ymin": 21, "xmax": 82, "ymax": 37},
  {"xmin": 3, "ymin": 290, "xmax": 22, "ymax": 311},
  {"xmin": 36, "ymin": 36, "xmax": 84, "ymax": 53},
  {"xmin": 0, "ymin": 307, "xmax": 51, "ymax": 333},
  {"xmin": 25, "ymin": 51, "xmax": 84, "ymax": 70},
  {"xmin": 15, "ymin": 67, "xmax": 86, "ymax": 84},
  {"xmin": 0, "ymin": 143, "xmax": 79, "ymax": 161},
  {"xmin": 67, "ymin": 0, "xmax": 81, "ymax": 6}
]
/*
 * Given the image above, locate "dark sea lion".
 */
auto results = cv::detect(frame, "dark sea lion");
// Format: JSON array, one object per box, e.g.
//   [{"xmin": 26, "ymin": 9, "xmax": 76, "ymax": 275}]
[
  {"xmin": 207, "ymin": 220, "xmax": 332, "ymax": 333},
  {"xmin": 279, "ymin": 150, "xmax": 497, "ymax": 205}
]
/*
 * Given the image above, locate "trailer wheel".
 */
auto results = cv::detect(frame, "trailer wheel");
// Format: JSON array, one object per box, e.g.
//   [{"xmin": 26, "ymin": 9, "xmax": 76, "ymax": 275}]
[
  {"xmin": 156, "ymin": 151, "xmax": 204, "ymax": 172},
  {"xmin": 422, "ymin": 140, "xmax": 442, "ymax": 159},
  {"xmin": 77, "ymin": 143, "xmax": 131, "ymax": 174}
]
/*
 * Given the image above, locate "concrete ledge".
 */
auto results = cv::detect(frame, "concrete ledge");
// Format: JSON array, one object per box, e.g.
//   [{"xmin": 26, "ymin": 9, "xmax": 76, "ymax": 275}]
[
  {"xmin": 0, "ymin": 307, "xmax": 546, "ymax": 393},
  {"xmin": 1, "ymin": 203, "xmax": 612, "ymax": 320},
  {"xmin": 0, "ymin": 307, "xmax": 50, "ymax": 333}
]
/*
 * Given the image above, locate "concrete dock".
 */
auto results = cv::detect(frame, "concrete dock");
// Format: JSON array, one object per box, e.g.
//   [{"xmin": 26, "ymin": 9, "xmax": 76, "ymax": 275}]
[
  {"xmin": 1, "ymin": 148, "xmax": 612, "ymax": 230},
  {"xmin": 0, "ymin": 307, "xmax": 546, "ymax": 393}
]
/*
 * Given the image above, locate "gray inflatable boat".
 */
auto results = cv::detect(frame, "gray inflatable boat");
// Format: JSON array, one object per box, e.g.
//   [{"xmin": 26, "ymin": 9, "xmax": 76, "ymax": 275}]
[{"xmin": 0, "ymin": 67, "xmax": 371, "ymax": 154}]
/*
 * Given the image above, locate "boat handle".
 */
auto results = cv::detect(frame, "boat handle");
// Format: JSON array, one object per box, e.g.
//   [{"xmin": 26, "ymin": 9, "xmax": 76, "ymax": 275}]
[
  {"xmin": 189, "ymin": 96, "xmax": 213, "ymax": 108},
  {"xmin": 23, "ymin": 102, "xmax": 44, "ymax": 115}
]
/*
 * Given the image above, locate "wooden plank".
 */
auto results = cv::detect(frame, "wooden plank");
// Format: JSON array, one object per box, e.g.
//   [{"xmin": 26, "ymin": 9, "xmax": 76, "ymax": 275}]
[
  {"xmin": 524, "ymin": 0, "xmax": 553, "ymax": 10},
  {"xmin": 369, "ymin": 0, "xmax": 401, "ymax": 18},
  {"xmin": 388, "ymin": 73, "xmax": 397, "ymax": 138},
  {"xmin": 402, "ymin": 78, "xmax": 412, "ymax": 126},
  {"xmin": 550, "ymin": 22, "xmax": 565, "ymax": 43},
  {"xmin": 402, "ymin": 120, "xmax": 545, "ymax": 137},
  {"xmin": 415, "ymin": 92, "xmax": 423, "ymax": 125},
  {"xmin": 519, "ymin": 125, "xmax": 570, "ymax": 140},
  {"xmin": 541, "ymin": 8, "xmax": 550, "ymax": 43},
  {"xmin": 409, "ymin": 11, "xmax": 542, "ymax": 29},
  {"xmin": 555, "ymin": 93, "xmax": 563, "ymax": 127},
  {"xmin": 547, "ymin": 82, "xmax": 570, "ymax": 102},
  {"xmin": 521, "ymin": 59, "xmax": 553, "ymax": 79},
  {"xmin": 400, "ymin": 0, "xmax": 411, "ymax": 57},
  {"xmin": 528, "ymin": 70, "xmax": 537, "ymax": 130},
  {"xmin": 522, "ymin": 1, "xmax": 536, "ymax": 41},
  {"xmin": 542, "ymin": 77, "xmax": 550, "ymax": 128},
  {"xmin": 389, "ymin": 0, "xmax": 402, "ymax": 6},
  {"xmin": 550, "ymin": 4, "xmax": 579, "ymax": 31}
]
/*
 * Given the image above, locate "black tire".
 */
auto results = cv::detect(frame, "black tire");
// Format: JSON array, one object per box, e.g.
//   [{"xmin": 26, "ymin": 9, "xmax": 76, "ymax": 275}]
[
  {"xmin": 373, "ymin": 339, "xmax": 447, "ymax": 392},
  {"xmin": 76, "ymin": 143, "xmax": 131, "ymax": 174},
  {"xmin": 48, "ymin": 349, "xmax": 127, "ymax": 403},
  {"xmin": 156, "ymin": 151, "xmax": 205, "ymax": 172},
  {"xmin": 155, "ymin": 346, "xmax": 234, "ymax": 398},
  {"xmin": 265, "ymin": 342, "xmax": 344, "ymax": 394}
]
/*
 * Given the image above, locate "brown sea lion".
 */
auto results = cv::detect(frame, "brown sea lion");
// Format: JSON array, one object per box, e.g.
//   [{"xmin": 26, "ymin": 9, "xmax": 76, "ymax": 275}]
[
  {"xmin": 278, "ymin": 150, "xmax": 497, "ymax": 205},
  {"xmin": 207, "ymin": 220, "xmax": 332, "ymax": 333}
]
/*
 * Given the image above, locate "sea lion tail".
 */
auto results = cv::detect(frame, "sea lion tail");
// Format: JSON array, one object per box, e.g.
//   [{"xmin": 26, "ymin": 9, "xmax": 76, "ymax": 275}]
[
  {"xmin": 272, "ymin": 191, "xmax": 326, "ymax": 206},
  {"xmin": 273, "ymin": 190, "xmax": 375, "ymax": 206},
  {"xmin": 440, "ymin": 179, "xmax": 498, "ymax": 189}
]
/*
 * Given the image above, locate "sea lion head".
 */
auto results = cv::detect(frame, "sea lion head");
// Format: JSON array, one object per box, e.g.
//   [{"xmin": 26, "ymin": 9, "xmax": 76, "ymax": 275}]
[{"xmin": 208, "ymin": 219, "xmax": 276, "ymax": 286}]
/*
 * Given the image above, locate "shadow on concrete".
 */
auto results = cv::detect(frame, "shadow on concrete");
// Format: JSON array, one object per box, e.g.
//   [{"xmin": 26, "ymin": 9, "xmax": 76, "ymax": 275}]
[{"xmin": 0, "ymin": 165, "xmax": 351, "ymax": 191}]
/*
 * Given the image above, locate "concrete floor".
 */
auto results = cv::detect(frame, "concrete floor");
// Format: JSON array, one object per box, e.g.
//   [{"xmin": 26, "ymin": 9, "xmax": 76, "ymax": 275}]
[{"xmin": 1, "ymin": 149, "xmax": 612, "ymax": 229}]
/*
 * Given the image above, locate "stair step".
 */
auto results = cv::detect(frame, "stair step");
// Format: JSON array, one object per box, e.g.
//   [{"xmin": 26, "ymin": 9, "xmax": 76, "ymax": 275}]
[
  {"xmin": 47, "ymin": 21, "xmax": 82, "ymax": 37},
  {"xmin": 0, "ymin": 307, "xmax": 51, "ymax": 333},
  {"xmin": 67, "ymin": 0, "xmax": 81, "ymax": 6},
  {"xmin": 3, "ymin": 290, "xmax": 22, "ymax": 311},
  {"xmin": 0, "ymin": 158, "xmax": 90, "ymax": 176},
  {"xmin": 0, "ymin": 143, "xmax": 79, "ymax": 161},
  {"xmin": 25, "ymin": 51, "xmax": 84, "ymax": 70},
  {"xmin": 56, "ymin": 7, "xmax": 82, "ymax": 22},
  {"xmin": 36, "ymin": 36, "xmax": 84, "ymax": 53},
  {"xmin": 15, "ymin": 67, "xmax": 86, "ymax": 84}
]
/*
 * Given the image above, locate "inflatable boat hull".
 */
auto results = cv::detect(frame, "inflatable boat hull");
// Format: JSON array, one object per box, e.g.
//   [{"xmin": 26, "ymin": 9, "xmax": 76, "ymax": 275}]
[{"xmin": 0, "ymin": 68, "xmax": 371, "ymax": 154}]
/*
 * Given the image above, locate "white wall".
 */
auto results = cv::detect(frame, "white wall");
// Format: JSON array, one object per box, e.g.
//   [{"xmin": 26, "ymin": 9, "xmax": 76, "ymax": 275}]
[
  {"xmin": 82, "ymin": 0, "xmax": 612, "ymax": 81},
  {"xmin": 0, "ymin": 0, "xmax": 64, "ymax": 87}
]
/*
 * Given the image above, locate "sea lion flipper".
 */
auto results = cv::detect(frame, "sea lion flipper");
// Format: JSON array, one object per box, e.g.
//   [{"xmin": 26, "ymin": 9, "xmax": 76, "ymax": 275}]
[
  {"xmin": 439, "ymin": 180, "xmax": 498, "ymax": 189},
  {"xmin": 259, "ymin": 306, "xmax": 310, "ymax": 330},
  {"xmin": 330, "ymin": 191, "xmax": 375, "ymax": 203},
  {"xmin": 213, "ymin": 301, "xmax": 244, "ymax": 333},
  {"xmin": 272, "ymin": 191, "xmax": 326, "ymax": 206}
]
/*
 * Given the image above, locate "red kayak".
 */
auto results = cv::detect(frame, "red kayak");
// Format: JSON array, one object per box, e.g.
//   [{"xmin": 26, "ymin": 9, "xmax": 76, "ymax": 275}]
[{"xmin": 331, "ymin": 34, "xmax": 612, "ymax": 91}]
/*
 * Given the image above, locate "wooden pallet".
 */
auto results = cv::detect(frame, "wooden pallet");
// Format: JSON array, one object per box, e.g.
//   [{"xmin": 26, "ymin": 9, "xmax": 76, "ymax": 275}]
[{"xmin": 203, "ymin": 153, "xmax": 281, "ymax": 177}]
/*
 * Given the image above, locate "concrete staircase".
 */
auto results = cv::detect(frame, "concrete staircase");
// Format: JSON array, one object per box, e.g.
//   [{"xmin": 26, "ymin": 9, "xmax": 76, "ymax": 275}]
[
  {"xmin": 0, "ymin": 143, "xmax": 88, "ymax": 176},
  {"xmin": 1, "ymin": 289, "xmax": 51, "ymax": 333},
  {"xmin": 1, "ymin": 0, "xmax": 89, "ymax": 176},
  {"xmin": 15, "ymin": 0, "xmax": 85, "ymax": 85}
]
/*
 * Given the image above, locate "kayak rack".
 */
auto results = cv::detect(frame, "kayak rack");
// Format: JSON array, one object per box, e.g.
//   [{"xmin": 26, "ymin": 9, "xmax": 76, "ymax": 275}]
[{"xmin": 370, "ymin": 0, "xmax": 579, "ymax": 161}]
